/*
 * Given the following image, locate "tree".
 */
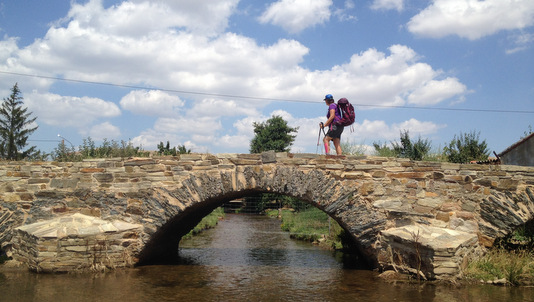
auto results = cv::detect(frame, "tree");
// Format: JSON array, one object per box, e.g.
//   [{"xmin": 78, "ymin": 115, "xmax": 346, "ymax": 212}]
[
  {"xmin": 392, "ymin": 130, "xmax": 431, "ymax": 161},
  {"xmin": 157, "ymin": 141, "xmax": 191, "ymax": 155},
  {"xmin": 158, "ymin": 141, "xmax": 177, "ymax": 156},
  {"xmin": 0, "ymin": 83, "xmax": 38, "ymax": 160},
  {"xmin": 443, "ymin": 131, "xmax": 489, "ymax": 163},
  {"xmin": 177, "ymin": 144, "xmax": 191, "ymax": 154},
  {"xmin": 373, "ymin": 130, "xmax": 431, "ymax": 160},
  {"xmin": 250, "ymin": 115, "xmax": 298, "ymax": 153}
]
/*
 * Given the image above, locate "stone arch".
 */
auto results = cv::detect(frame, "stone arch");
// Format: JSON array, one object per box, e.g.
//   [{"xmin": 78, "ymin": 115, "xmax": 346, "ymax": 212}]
[
  {"xmin": 477, "ymin": 187, "xmax": 534, "ymax": 246},
  {"xmin": 135, "ymin": 164, "xmax": 387, "ymax": 267}
]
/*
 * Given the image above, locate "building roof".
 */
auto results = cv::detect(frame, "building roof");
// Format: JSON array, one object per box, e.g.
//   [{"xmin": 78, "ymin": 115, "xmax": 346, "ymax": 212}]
[{"xmin": 498, "ymin": 132, "xmax": 534, "ymax": 157}]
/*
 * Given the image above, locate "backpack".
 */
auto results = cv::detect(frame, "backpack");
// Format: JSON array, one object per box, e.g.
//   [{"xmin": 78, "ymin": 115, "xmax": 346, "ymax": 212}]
[{"xmin": 335, "ymin": 98, "xmax": 355, "ymax": 127}]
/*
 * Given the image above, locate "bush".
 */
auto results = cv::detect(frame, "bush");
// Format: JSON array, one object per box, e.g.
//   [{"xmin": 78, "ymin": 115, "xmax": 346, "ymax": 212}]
[
  {"xmin": 373, "ymin": 130, "xmax": 431, "ymax": 160},
  {"xmin": 443, "ymin": 131, "xmax": 489, "ymax": 163}
]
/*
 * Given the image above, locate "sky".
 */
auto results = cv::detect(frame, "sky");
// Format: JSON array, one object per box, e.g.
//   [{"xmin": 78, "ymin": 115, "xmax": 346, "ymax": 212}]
[{"xmin": 0, "ymin": 0, "xmax": 533, "ymax": 156}]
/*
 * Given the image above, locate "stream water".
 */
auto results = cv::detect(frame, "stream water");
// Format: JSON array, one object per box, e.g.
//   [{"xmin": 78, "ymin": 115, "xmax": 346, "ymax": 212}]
[{"xmin": 1, "ymin": 214, "xmax": 533, "ymax": 301}]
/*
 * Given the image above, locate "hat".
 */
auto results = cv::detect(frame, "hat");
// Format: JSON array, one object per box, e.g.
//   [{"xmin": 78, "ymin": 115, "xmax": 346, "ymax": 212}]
[{"xmin": 324, "ymin": 94, "xmax": 333, "ymax": 100}]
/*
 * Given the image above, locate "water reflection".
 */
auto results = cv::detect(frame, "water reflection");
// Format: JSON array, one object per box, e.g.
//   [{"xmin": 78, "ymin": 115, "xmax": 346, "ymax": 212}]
[{"xmin": 1, "ymin": 213, "xmax": 533, "ymax": 301}]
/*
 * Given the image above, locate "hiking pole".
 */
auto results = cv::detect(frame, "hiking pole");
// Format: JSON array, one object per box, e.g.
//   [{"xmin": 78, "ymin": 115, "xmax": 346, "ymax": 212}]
[
  {"xmin": 316, "ymin": 124, "xmax": 322, "ymax": 154},
  {"xmin": 319, "ymin": 122, "xmax": 328, "ymax": 154}
]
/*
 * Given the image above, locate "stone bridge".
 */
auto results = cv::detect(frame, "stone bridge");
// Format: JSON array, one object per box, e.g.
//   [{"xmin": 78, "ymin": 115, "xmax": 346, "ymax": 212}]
[{"xmin": 1, "ymin": 152, "xmax": 533, "ymax": 280}]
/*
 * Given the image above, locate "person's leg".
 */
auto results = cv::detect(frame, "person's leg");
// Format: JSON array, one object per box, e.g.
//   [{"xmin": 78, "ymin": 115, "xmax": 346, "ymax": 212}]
[
  {"xmin": 323, "ymin": 136, "xmax": 332, "ymax": 154},
  {"xmin": 333, "ymin": 138, "xmax": 342, "ymax": 155}
]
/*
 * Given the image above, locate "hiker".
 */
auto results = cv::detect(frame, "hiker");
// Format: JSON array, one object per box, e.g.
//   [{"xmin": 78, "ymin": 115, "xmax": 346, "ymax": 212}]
[{"xmin": 320, "ymin": 94, "xmax": 343, "ymax": 155}]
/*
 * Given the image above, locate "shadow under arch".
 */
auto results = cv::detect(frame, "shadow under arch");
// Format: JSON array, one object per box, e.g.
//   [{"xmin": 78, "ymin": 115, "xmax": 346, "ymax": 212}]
[{"xmin": 136, "ymin": 187, "xmax": 381, "ymax": 268}]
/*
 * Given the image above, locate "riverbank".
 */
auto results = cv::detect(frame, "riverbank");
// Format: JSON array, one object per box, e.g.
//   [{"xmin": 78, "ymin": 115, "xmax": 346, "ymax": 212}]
[
  {"xmin": 266, "ymin": 208, "xmax": 347, "ymax": 250},
  {"xmin": 463, "ymin": 247, "xmax": 534, "ymax": 286},
  {"xmin": 180, "ymin": 207, "xmax": 225, "ymax": 240},
  {"xmin": 266, "ymin": 207, "xmax": 534, "ymax": 286}
]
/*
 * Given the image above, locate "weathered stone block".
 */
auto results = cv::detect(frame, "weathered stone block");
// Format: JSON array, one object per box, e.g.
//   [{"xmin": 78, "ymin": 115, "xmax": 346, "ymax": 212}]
[{"xmin": 93, "ymin": 173, "xmax": 113, "ymax": 183}]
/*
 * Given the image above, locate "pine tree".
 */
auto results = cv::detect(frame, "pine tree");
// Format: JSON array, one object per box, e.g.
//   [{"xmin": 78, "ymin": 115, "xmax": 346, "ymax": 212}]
[{"xmin": 0, "ymin": 83, "xmax": 38, "ymax": 160}]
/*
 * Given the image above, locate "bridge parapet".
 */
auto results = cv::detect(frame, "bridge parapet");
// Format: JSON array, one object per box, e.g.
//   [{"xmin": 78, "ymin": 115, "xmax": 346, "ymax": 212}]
[{"xmin": 0, "ymin": 152, "xmax": 533, "ymax": 279}]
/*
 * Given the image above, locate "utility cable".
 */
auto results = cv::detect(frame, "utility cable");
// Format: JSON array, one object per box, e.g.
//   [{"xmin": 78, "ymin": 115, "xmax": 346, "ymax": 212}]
[{"xmin": 1, "ymin": 70, "xmax": 533, "ymax": 114}]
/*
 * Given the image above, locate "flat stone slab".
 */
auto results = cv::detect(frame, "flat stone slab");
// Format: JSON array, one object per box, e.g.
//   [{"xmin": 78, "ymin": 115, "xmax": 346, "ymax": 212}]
[
  {"xmin": 382, "ymin": 225, "xmax": 478, "ymax": 253},
  {"xmin": 16, "ymin": 213, "xmax": 141, "ymax": 239}
]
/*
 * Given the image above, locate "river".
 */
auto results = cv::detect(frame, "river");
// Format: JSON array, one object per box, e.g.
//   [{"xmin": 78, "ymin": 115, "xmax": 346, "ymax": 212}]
[{"xmin": 1, "ymin": 213, "xmax": 533, "ymax": 301}]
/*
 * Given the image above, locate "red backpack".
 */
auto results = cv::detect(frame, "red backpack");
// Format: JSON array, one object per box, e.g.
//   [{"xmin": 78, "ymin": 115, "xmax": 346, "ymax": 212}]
[{"xmin": 336, "ymin": 98, "xmax": 355, "ymax": 127}]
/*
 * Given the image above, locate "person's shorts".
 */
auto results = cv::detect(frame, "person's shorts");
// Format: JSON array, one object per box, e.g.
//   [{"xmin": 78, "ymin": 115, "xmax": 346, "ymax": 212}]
[{"xmin": 326, "ymin": 124, "xmax": 344, "ymax": 139}]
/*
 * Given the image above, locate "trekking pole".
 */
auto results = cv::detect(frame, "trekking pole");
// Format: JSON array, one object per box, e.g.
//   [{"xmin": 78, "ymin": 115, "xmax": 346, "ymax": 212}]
[
  {"xmin": 316, "ymin": 124, "xmax": 322, "ymax": 154},
  {"xmin": 319, "ymin": 122, "xmax": 328, "ymax": 154}
]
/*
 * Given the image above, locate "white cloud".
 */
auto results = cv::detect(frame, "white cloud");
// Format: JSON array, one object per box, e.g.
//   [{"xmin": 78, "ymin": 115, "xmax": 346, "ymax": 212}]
[
  {"xmin": 89, "ymin": 122, "xmax": 121, "ymax": 140},
  {"xmin": 407, "ymin": 0, "xmax": 534, "ymax": 40},
  {"xmin": 190, "ymin": 98, "xmax": 259, "ymax": 118},
  {"xmin": 303, "ymin": 45, "xmax": 466, "ymax": 107},
  {"xmin": 355, "ymin": 118, "xmax": 445, "ymax": 141},
  {"xmin": 407, "ymin": 78, "xmax": 467, "ymax": 105},
  {"xmin": 24, "ymin": 92, "xmax": 121, "ymax": 128},
  {"xmin": 120, "ymin": 90, "xmax": 184, "ymax": 117},
  {"xmin": 259, "ymin": 0, "xmax": 332, "ymax": 34},
  {"xmin": 66, "ymin": 0, "xmax": 239, "ymax": 37},
  {"xmin": 215, "ymin": 134, "xmax": 251, "ymax": 151},
  {"xmin": 0, "ymin": 1, "xmax": 473, "ymax": 154},
  {"xmin": 153, "ymin": 116, "xmax": 222, "ymax": 136},
  {"xmin": 370, "ymin": 0, "xmax": 404, "ymax": 12}
]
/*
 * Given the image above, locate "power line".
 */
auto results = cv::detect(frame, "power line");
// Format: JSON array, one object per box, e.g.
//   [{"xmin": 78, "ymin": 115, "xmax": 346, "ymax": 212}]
[{"xmin": 1, "ymin": 70, "xmax": 533, "ymax": 114}]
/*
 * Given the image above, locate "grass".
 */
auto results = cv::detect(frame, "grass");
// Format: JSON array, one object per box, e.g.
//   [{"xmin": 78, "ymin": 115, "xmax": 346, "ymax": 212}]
[
  {"xmin": 181, "ymin": 207, "xmax": 225, "ymax": 240},
  {"xmin": 268, "ymin": 207, "xmax": 345, "ymax": 250},
  {"xmin": 464, "ymin": 248, "xmax": 534, "ymax": 286}
]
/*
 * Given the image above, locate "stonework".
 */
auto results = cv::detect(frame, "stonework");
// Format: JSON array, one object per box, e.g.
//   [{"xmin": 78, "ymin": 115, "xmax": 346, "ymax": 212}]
[
  {"xmin": 0, "ymin": 153, "xmax": 533, "ymax": 280},
  {"xmin": 11, "ymin": 213, "xmax": 142, "ymax": 273}
]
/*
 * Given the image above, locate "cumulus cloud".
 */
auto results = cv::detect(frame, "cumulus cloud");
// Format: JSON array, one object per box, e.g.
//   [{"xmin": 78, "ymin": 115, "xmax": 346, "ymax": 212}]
[
  {"xmin": 120, "ymin": 90, "xmax": 184, "ymax": 117},
  {"xmin": 0, "ymin": 0, "xmax": 470, "ymax": 153},
  {"xmin": 190, "ymin": 98, "xmax": 259, "ymax": 118},
  {"xmin": 88, "ymin": 122, "xmax": 121, "ymax": 140},
  {"xmin": 24, "ymin": 92, "xmax": 121, "ymax": 128},
  {"xmin": 258, "ymin": 0, "xmax": 332, "ymax": 34},
  {"xmin": 407, "ymin": 0, "xmax": 534, "ymax": 40},
  {"xmin": 356, "ymin": 118, "xmax": 445, "ymax": 141},
  {"xmin": 303, "ymin": 45, "xmax": 466, "ymax": 107},
  {"xmin": 407, "ymin": 78, "xmax": 467, "ymax": 105},
  {"xmin": 66, "ymin": 0, "xmax": 239, "ymax": 37}
]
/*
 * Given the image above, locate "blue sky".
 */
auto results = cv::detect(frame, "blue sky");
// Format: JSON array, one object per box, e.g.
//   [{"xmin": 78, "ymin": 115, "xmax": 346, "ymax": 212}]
[{"xmin": 0, "ymin": 0, "xmax": 533, "ymax": 155}]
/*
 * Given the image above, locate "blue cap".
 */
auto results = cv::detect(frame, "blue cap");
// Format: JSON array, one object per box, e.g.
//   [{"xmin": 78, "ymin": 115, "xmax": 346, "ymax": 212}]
[{"xmin": 324, "ymin": 94, "xmax": 333, "ymax": 100}]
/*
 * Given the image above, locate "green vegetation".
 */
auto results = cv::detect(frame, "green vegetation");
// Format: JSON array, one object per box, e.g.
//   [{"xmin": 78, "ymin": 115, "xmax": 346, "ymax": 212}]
[
  {"xmin": 250, "ymin": 115, "xmax": 298, "ymax": 153},
  {"xmin": 371, "ymin": 129, "xmax": 489, "ymax": 163},
  {"xmin": 268, "ymin": 207, "xmax": 349, "ymax": 250},
  {"xmin": 443, "ymin": 130, "xmax": 489, "ymax": 163},
  {"xmin": 53, "ymin": 137, "xmax": 149, "ymax": 161},
  {"xmin": 373, "ymin": 130, "xmax": 431, "ymax": 160},
  {"xmin": 157, "ymin": 141, "xmax": 191, "ymax": 156},
  {"xmin": 465, "ymin": 221, "xmax": 534, "ymax": 285},
  {"xmin": 0, "ymin": 83, "xmax": 39, "ymax": 160},
  {"xmin": 181, "ymin": 207, "xmax": 225, "ymax": 240},
  {"xmin": 465, "ymin": 248, "xmax": 534, "ymax": 286},
  {"xmin": 242, "ymin": 193, "xmax": 310, "ymax": 214}
]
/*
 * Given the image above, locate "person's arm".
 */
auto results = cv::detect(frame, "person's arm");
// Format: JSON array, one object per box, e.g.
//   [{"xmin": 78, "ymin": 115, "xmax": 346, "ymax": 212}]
[{"xmin": 323, "ymin": 108, "xmax": 336, "ymax": 127}]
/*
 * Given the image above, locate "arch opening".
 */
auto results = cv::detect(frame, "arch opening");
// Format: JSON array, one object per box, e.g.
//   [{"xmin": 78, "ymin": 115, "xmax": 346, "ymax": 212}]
[
  {"xmin": 495, "ymin": 219, "xmax": 534, "ymax": 250},
  {"xmin": 136, "ymin": 189, "xmax": 371, "ymax": 269}
]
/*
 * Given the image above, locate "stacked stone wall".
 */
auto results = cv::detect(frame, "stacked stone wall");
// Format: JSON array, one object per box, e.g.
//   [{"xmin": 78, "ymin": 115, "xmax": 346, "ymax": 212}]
[{"xmin": 0, "ymin": 153, "xmax": 533, "ymax": 279}]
